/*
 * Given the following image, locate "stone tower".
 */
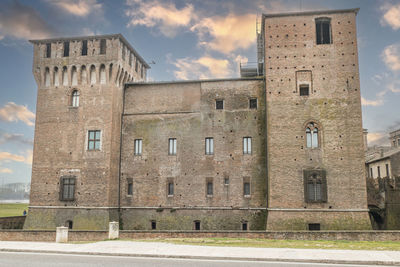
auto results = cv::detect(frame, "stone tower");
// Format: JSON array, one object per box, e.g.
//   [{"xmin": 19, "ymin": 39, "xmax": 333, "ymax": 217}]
[
  {"xmin": 25, "ymin": 34, "xmax": 149, "ymax": 229},
  {"xmin": 263, "ymin": 9, "xmax": 371, "ymax": 229}
]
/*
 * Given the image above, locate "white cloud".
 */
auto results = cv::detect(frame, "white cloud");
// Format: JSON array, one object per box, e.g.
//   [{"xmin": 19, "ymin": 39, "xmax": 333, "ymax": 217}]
[
  {"xmin": 0, "ymin": 102, "xmax": 35, "ymax": 126},
  {"xmin": 380, "ymin": 2, "xmax": 400, "ymax": 30},
  {"xmin": 0, "ymin": 150, "xmax": 32, "ymax": 165},
  {"xmin": 382, "ymin": 44, "xmax": 400, "ymax": 72},
  {"xmin": 169, "ymin": 55, "xmax": 232, "ymax": 80},
  {"xmin": 191, "ymin": 13, "xmax": 256, "ymax": 54},
  {"xmin": 361, "ymin": 96, "xmax": 384, "ymax": 107},
  {"xmin": 0, "ymin": 1, "xmax": 54, "ymax": 40},
  {"xmin": 367, "ymin": 132, "xmax": 389, "ymax": 146},
  {"xmin": 0, "ymin": 132, "xmax": 33, "ymax": 146},
  {"xmin": 125, "ymin": 0, "xmax": 195, "ymax": 37},
  {"xmin": 0, "ymin": 168, "xmax": 13, "ymax": 174},
  {"xmin": 48, "ymin": 0, "xmax": 102, "ymax": 16}
]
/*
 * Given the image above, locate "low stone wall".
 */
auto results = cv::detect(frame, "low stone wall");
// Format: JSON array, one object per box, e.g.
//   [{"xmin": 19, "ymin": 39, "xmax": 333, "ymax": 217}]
[
  {"xmin": 0, "ymin": 216, "xmax": 26, "ymax": 229},
  {"xmin": 3, "ymin": 230, "xmax": 400, "ymax": 242}
]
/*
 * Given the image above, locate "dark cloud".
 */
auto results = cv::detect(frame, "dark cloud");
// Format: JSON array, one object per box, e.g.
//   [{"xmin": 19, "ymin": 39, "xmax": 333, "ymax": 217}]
[{"xmin": 0, "ymin": 1, "xmax": 56, "ymax": 40}]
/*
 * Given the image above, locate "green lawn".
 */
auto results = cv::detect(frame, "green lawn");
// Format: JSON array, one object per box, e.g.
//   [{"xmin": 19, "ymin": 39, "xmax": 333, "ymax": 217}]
[
  {"xmin": 0, "ymin": 203, "xmax": 29, "ymax": 217},
  {"xmin": 133, "ymin": 237, "xmax": 400, "ymax": 251}
]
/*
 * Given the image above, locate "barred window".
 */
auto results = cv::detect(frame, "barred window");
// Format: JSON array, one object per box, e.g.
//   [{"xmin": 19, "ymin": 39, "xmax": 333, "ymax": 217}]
[
  {"xmin": 134, "ymin": 139, "xmax": 142, "ymax": 155},
  {"xmin": 88, "ymin": 130, "xmax": 101, "ymax": 150},
  {"xmin": 243, "ymin": 137, "xmax": 252, "ymax": 154},
  {"xmin": 60, "ymin": 177, "xmax": 75, "ymax": 201},
  {"xmin": 205, "ymin": 137, "xmax": 214, "ymax": 155},
  {"xmin": 304, "ymin": 170, "xmax": 327, "ymax": 203}
]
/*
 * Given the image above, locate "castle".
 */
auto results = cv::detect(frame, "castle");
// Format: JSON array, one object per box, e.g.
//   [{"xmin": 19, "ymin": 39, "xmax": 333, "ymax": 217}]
[{"xmin": 25, "ymin": 8, "xmax": 372, "ymax": 230}]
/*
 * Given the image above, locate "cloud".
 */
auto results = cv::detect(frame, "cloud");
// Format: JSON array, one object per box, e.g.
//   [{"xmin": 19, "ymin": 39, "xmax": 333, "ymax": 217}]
[
  {"xmin": 126, "ymin": 0, "xmax": 195, "ymax": 37},
  {"xmin": 361, "ymin": 96, "xmax": 384, "ymax": 107},
  {"xmin": 191, "ymin": 13, "xmax": 256, "ymax": 54},
  {"xmin": 0, "ymin": 168, "xmax": 13, "ymax": 174},
  {"xmin": 380, "ymin": 2, "xmax": 400, "ymax": 30},
  {"xmin": 0, "ymin": 1, "xmax": 55, "ymax": 40},
  {"xmin": 0, "ymin": 150, "xmax": 32, "ymax": 165},
  {"xmin": 0, "ymin": 102, "xmax": 35, "ymax": 126},
  {"xmin": 0, "ymin": 131, "xmax": 33, "ymax": 146},
  {"xmin": 169, "ymin": 54, "xmax": 232, "ymax": 80},
  {"xmin": 47, "ymin": 0, "xmax": 102, "ymax": 16},
  {"xmin": 367, "ymin": 132, "xmax": 389, "ymax": 147},
  {"xmin": 382, "ymin": 44, "xmax": 400, "ymax": 72}
]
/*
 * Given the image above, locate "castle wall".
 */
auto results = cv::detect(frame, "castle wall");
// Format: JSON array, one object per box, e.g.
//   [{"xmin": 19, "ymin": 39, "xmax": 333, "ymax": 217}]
[
  {"xmin": 264, "ymin": 10, "xmax": 371, "ymax": 229},
  {"xmin": 121, "ymin": 79, "xmax": 267, "ymax": 230}
]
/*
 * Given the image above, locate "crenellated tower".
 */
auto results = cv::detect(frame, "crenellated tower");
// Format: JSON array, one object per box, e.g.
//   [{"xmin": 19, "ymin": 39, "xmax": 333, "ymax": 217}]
[{"xmin": 25, "ymin": 34, "xmax": 149, "ymax": 229}]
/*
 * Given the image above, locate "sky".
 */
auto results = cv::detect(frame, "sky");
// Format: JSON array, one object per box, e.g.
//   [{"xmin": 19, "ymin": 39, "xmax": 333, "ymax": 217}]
[{"xmin": 0, "ymin": 0, "xmax": 399, "ymax": 184}]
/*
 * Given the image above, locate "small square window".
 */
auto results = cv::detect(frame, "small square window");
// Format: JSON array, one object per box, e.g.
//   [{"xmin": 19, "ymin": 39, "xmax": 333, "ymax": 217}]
[
  {"xmin": 88, "ymin": 130, "xmax": 101, "ymax": 151},
  {"xmin": 134, "ymin": 139, "xmax": 142, "ymax": 155},
  {"xmin": 309, "ymin": 223, "xmax": 320, "ymax": 231},
  {"xmin": 300, "ymin": 85, "xmax": 309, "ymax": 96},
  {"xmin": 194, "ymin": 220, "xmax": 201, "ymax": 230},
  {"xmin": 216, "ymin": 100, "xmax": 224, "ymax": 110},
  {"xmin": 249, "ymin": 98, "xmax": 257, "ymax": 109},
  {"xmin": 168, "ymin": 138, "xmax": 177, "ymax": 155},
  {"xmin": 242, "ymin": 221, "xmax": 248, "ymax": 231}
]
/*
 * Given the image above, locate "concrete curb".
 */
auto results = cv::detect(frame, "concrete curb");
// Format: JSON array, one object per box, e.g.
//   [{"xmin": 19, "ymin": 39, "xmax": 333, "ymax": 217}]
[{"xmin": 1, "ymin": 248, "xmax": 399, "ymax": 266}]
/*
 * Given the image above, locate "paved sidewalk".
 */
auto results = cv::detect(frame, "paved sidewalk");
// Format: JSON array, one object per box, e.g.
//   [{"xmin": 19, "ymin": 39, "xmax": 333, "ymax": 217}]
[{"xmin": 0, "ymin": 240, "xmax": 400, "ymax": 265}]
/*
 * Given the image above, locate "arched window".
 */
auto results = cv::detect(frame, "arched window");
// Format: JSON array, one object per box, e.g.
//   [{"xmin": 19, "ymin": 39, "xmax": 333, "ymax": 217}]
[
  {"xmin": 304, "ymin": 170, "xmax": 327, "ymax": 203},
  {"xmin": 90, "ymin": 65, "xmax": 96, "ymax": 85},
  {"xmin": 100, "ymin": 64, "xmax": 106, "ymax": 84},
  {"xmin": 81, "ymin": 66, "xmax": 87, "ymax": 85},
  {"xmin": 306, "ymin": 122, "xmax": 319, "ymax": 148},
  {"xmin": 54, "ymin": 67, "xmax": 59, "ymax": 86},
  {"xmin": 71, "ymin": 90, "xmax": 79, "ymax": 107},
  {"xmin": 44, "ymin": 67, "xmax": 50, "ymax": 87},
  {"xmin": 62, "ymin": 66, "xmax": 68, "ymax": 86},
  {"xmin": 71, "ymin": 66, "xmax": 77, "ymax": 86}
]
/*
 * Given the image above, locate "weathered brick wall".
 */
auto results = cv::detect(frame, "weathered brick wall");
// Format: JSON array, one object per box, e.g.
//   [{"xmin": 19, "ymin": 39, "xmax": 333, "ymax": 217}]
[
  {"xmin": 0, "ymin": 216, "xmax": 26, "ymax": 230},
  {"xmin": 121, "ymin": 79, "xmax": 267, "ymax": 230},
  {"xmin": 26, "ymin": 35, "xmax": 147, "ymax": 230},
  {"xmin": 264, "ymin": 10, "xmax": 371, "ymax": 229}
]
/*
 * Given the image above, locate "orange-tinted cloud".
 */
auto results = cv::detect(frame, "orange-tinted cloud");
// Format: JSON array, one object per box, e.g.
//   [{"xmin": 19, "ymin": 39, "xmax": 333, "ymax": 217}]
[{"xmin": 0, "ymin": 102, "xmax": 35, "ymax": 126}]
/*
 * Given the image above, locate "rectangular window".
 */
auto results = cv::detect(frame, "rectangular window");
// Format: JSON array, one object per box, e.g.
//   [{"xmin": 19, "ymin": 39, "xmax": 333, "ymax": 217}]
[
  {"xmin": 60, "ymin": 177, "xmax": 75, "ymax": 201},
  {"xmin": 167, "ymin": 182, "xmax": 174, "ymax": 196},
  {"xmin": 224, "ymin": 178, "xmax": 229, "ymax": 185},
  {"xmin": 378, "ymin": 166, "xmax": 381, "ymax": 178},
  {"xmin": 308, "ymin": 223, "xmax": 320, "ymax": 231},
  {"xmin": 81, "ymin": 40, "xmax": 88, "ymax": 56},
  {"xmin": 134, "ymin": 139, "xmax": 142, "ymax": 155},
  {"xmin": 386, "ymin": 164, "xmax": 390, "ymax": 178},
  {"xmin": 63, "ymin": 41, "xmax": 69, "ymax": 57},
  {"xmin": 316, "ymin": 19, "xmax": 331, "ymax": 45},
  {"xmin": 243, "ymin": 137, "xmax": 252, "ymax": 154},
  {"xmin": 299, "ymin": 85, "xmax": 309, "ymax": 96},
  {"xmin": 100, "ymin": 39, "xmax": 106, "ymax": 55},
  {"xmin": 304, "ymin": 170, "xmax": 327, "ymax": 203},
  {"xmin": 168, "ymin": 138, "xmax": 177, "ymax": 155},
  {"xmin": 88, "ymin": 130, "xmax": 101, "ymax": 150},
  {"xmin": 129, "ymin": 53, "xmax": 132, "ymax": 66},
  {"xmin": 216, "ymin": 100, "xmax": 224, "ymax": 110},
  {"xmin": 135, "ymin": 61, "xmax": 139, "ymax": 72},
  {"xmin": 194, "ymin": 221, "xmax": 201, "ymax": 230},
  {"xmin": 205, "ymin": 137, "xmax": 214, "ymax": 155},
  {"xmin": 121, "ymin": 45, "xmax": 125, "ymax": 60},
  {"xmin": 244, "ymin": 182, "xmax": 250, "ymax": 196},
  {"xmin": 151, "ymin": 220, "xmax": 156, "ymax": 230},
  {"xmin": 46, "ymin": 43, "xmax": 51, "ymax": 58},
  {"xmin": 127, "ymin": 181, "xmax": 133, "ymax": 196},
  {"xmin": 242, "ymin": 221, "xmax": 248, "ymax": 231},
  {"xmin": 398, "ymin": 139, "xmax": 400, "ymax": 146},
  {"xmin": 207, "ymin": 181, "xmax": 213, "ymax": 196},
  {"xmin": 370, "ymin": 168, "xmax": 373, "ymax": 178},
  {"xmin": 249, "ymin": 98, "xmax": 257, "ymax": 109}
]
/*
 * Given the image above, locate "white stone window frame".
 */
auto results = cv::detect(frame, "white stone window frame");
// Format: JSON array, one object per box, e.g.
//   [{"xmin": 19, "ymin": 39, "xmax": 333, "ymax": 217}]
[
  {"xmin": 243, "ymin": 137, "xmax": 252, "ymax": 155},
  {"xmin": 168, "ymin": 138, "xmax": 177, "ymax": 155},
  {"xmin": 86, "ymin": 129, "xmax": 102, "ymax": 151},
  {"xmin": 205, "ymin": 137, "xmax": 214, "ymax": 155},
  {"xmin": 134, "ymin": 139, "xmax": 142, "ymax": 156}
]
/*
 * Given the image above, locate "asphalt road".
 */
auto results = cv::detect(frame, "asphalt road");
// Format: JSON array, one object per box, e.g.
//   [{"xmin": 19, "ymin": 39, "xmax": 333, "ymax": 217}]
[{"xmin": 0, "ymin": 252, "xmax": 391, "ymax": 267}]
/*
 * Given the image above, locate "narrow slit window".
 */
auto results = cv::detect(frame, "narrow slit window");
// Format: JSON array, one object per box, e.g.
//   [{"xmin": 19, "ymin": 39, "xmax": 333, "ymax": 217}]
[
  {"xmin": 100, "ymin": 39, "xmax": 106, "ymax": 55},
  {"xmin": 168, "ymin": 182, "xmax": 174, "ymax": 196},
  {"xmin": 127, "ymin": 182, "xmax": 133, "ymax": 196},
  {"xmin": 46, "ymin": 43, "xmax": 51, "ymax": 58},
  {"xmin": 81, "ymin": 40, "xmax": 88, "ymax": 56},
  {"xmin": 134, "ymin": 139, "xmax": 142, "ymax": 155},
  {"xmin": 63, "ymin": 41, "xmax": 70, "ymax": 57},
  {"xmin": 205, "ymin": 137, "xmax": 214, "ymax": 155},
  {"xmin": 244, "ymin": 182, "xmax": 250, "ymax": 196},
  {"xmin": 207, "ymin": 181, "xmax": 213, "ymax": 196},
  {"xmin": 71, "ymin": 90, "xmax": 79, "ymax": 107}
]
